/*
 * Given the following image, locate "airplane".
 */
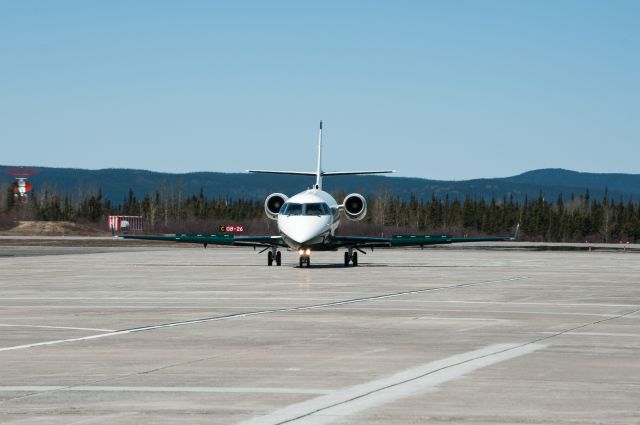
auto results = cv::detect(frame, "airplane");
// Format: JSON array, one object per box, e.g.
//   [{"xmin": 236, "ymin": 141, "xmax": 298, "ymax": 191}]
[{"xmin": 122, "ymin": 122, "xmax": 519, "ymax": 267}]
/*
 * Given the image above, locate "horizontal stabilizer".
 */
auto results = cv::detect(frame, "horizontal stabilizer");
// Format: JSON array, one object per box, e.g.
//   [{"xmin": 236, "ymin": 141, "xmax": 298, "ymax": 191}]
[
  {"xmin": 321, "ymin": 170, "xmax": 395, "ymax": 176},
  {"xmin": 247, "ymin": 170, "xmax": 317, "ymax": 176},
  {"xmin": 247, "ymin": 170, "xmax": 394, "ymax": 177}
]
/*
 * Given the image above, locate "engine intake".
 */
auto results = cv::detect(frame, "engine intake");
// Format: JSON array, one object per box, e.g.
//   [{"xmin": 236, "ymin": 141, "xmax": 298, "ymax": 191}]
[
  {"xmin": 342, "ymin": 193, "xmax": 367, "ymax": 221},
  {"xmin": 264, "ymin": 193, "xmax": 288, "ymax": 220}
]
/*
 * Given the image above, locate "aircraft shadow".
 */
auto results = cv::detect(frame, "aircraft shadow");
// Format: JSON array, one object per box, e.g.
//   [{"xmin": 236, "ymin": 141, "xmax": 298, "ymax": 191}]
[
  {"xmin": 132, "ymin": 263, "xmax": 486, "ymax": 269},
  {"xmin": 297, "ymin": 263, "xmax": 388, "ymax": 269}
]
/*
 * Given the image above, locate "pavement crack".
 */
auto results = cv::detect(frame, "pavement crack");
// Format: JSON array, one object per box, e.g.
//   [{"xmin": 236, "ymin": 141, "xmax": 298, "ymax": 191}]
[{"xmin": 527, "ymin": 306, "xmax": 640, "ymax": 346}]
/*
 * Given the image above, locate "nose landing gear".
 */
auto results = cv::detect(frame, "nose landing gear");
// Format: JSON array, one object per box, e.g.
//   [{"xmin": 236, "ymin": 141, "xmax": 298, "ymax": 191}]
[{"xmin": 298, "ymin": 248, "xmax": 311, "ymax": 267}]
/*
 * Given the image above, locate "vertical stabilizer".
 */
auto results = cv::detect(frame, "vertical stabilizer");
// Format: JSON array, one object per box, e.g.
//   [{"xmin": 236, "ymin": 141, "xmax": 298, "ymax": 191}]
[
  {"xmin": 315, "ymin": 120, "xmax": 323, "ymax": 190},
  {"xmin": 248, "ymin": 121, "xmax": 394, "ymax": 181}
]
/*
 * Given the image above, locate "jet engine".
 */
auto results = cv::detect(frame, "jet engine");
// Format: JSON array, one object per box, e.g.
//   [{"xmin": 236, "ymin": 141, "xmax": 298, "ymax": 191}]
[
  {"xmin": 342, "ymin": 193, "xmax": 367, "ymax": 221},
  {"xmin": 264, "ymin": 193, "xmax": 288, "ymax": 220}
]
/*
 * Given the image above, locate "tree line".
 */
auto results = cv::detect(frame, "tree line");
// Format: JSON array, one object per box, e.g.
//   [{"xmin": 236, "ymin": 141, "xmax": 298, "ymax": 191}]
[{"xmin": 1, "ymin": 184, "xmax": 639, "ymax": 243}]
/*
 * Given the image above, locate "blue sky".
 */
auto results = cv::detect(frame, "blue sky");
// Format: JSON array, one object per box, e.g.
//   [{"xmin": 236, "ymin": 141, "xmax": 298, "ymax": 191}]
[{"xmin": 1, "ymin": 1, "xmax": 638, "ymax": 180}]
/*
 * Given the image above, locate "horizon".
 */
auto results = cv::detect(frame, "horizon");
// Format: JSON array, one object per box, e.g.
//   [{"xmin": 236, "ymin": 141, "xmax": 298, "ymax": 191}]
[{"xmin": 2, "ymin": 163, "xmax": 639, "ymax": 183}]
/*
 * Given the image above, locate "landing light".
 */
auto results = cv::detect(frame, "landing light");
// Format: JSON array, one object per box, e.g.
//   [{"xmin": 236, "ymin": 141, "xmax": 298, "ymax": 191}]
[{"xmin": 298, "ymin": 248, "xmax": 311, "ymax": 256}]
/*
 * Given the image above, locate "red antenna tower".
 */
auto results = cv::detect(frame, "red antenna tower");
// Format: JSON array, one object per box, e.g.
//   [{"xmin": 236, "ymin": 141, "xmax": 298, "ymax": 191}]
[{"xmin": 5, "ymin": 166, "xmax": 39, "ymax": 201}]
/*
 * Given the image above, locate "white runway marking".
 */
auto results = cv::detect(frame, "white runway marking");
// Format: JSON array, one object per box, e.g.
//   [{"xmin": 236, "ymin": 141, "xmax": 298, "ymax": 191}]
[
  {"xmin": 0, "ymin": 324, "xmax": 116, "ymax": 332},
  {"xmin": 539, "ymin": 331, "xmax": 640, "ymax": 338},
  {"xmin": 1, "ymin": 298, "xmax": 637, "ymax": 309},
  {"xmin": 235, "ymin": 343, "xmax": 546, "ymax": 425},
  {"xmin": 0, "ymin": 276, "xmax": 527, "ymax": 352},
  {"xmin": 414, "ymin": 316, "xmax": 505, "ymax": 321},
  {"xmin": 0, "ymin": 305, "xmax": 247, "ymax": 309},
  {"xmin": 329, "ymin": 307, "xmax": 619, "ymax": 318},
  {"xmin": 0, "ymin": 386, "xmax": 331, "ymax": 395},
  {"xmin": 420, "ymin": 300, "xmax": 640, "ymax": 308},
  {"xmin": 0, "ymin": 330, "xmax": 131, "ymax": 352}
]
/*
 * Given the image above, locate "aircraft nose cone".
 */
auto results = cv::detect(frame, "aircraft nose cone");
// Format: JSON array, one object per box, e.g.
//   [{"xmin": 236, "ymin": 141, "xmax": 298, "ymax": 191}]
[
  {"xmin": 279, "ymin": 216, "xmax": 330, "ymax": 246},
  {"xmin": 288, "ymin": 226, "xmax": 322, "ymax": 244}
]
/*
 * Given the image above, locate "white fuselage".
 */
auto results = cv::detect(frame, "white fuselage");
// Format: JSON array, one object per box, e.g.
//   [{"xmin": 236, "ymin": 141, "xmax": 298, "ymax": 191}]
[{"xmin": 277, "ymin": 189, "xmax": 340, "ymax": 250}]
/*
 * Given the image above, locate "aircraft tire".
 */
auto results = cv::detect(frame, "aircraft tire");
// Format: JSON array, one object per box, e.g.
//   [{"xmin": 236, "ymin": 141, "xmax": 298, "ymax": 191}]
[
  {"xmin": 268, "ymin": 251, "xmax": 273, "ymax": 266},
  {"xmin": 344, "ymin": 252, "xmax": 350, "ymax": 267},
  {"xmin": 352, "ymin": 252, "xmax": 358, "ymax": 267},
  {"xmin": 276, "ymin": 251, "xmax": 282, "ymax": 266}
]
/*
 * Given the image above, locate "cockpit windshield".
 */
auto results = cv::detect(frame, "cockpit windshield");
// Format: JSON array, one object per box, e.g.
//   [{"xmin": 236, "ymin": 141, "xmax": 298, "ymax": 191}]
[
  {"xmin": 280, "ymin": 202, "xmax": 331, "ymax": 216},
  {"xmin": 281, "ymin": 203, "xmax": 303, "ymax": 216},
  {"xmin": 304, "ymin": 203, "xmax": 330, "ymax": 216}
]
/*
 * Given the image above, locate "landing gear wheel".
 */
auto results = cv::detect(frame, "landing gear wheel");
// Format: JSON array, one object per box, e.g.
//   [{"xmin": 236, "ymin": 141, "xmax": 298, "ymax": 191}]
[
  {"xmin": 344, "ymin": 252, "xmax": 350, "ymax": 267},
  {"xmin": 299, "ymin": 256, "xmax": 310, "ymax": 268},
  {"xmin": 299, "ymin": 256, "xmax": 304, "ymax": 268},
  {"xmin": 352, "ymin": 251, "xmax": 358, "ymax": 267},
  {"xmin": 267, "ymin": 251, "xmax": 273, "ymax": 266},
  {"xmin": 276, "ymin": 251, "xmax": 282, "ymax": 266}
]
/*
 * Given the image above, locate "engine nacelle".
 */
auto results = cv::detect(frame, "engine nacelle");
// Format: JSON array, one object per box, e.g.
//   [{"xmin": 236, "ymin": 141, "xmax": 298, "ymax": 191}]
[
  {"xmin": 264, "ymin": 193, "xmax": 288, "ymax": 220},
  {"xmin": 342, "ymin": 193, "xmax": 367, "ymax": 221}
]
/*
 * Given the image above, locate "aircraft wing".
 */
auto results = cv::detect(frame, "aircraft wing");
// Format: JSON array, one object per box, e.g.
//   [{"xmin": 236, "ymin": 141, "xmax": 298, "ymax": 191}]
[
  {"xmin": 122, "ymin": 233, "xmax": 286, "ymax": 248},
  {"xmin": 332, "ymin": 226, "xmax": 518, "ymax": 248},
  {"xmin": 387, "ymin": 234, "xmax": 514, "ymax": 247},
  {"xmin": 330, "ymin": 235, "xmax": 394, "ymax": 248}
]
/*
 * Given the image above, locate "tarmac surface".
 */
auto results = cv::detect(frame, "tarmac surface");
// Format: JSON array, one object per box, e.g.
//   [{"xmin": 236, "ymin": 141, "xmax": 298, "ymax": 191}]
[{"xmin": 0, "ymin": 245, "xmax": 639, "ymax": 424}]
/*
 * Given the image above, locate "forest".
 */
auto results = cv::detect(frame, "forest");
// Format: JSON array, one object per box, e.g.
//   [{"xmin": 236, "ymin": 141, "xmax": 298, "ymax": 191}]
[{"xmin": 1, "ymin": 185, "xmax": 639, "ymax": 243}]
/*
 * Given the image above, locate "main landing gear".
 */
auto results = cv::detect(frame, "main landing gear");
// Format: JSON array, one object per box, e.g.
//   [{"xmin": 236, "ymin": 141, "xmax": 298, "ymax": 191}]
[
  {"xmin": 344, "ymin": 248, "xmax": 358, "ymax": 267},
  {"xmin": 267, "ymin": 248, "xmax": 282, "ymax": 266}
]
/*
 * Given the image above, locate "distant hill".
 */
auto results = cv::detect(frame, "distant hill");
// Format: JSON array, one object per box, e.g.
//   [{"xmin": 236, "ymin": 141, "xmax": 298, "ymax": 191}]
[{"xmin": 2, "ymin": 166, "xmax": 638, "ymax": 204}]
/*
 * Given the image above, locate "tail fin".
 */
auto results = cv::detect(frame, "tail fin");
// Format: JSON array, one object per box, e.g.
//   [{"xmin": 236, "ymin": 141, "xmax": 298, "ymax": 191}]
[
  {"xmin": 315, "ymin": 121, "xmax": 323, "ymax": 190},
  {"xmin": 248, "ymin": 122, "xmax": 395, "ymax": 184}
]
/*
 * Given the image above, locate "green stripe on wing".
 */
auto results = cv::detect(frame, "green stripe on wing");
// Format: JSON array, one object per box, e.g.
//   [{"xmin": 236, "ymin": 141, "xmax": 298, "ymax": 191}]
[
  {"xmin": 330, "ymin": 236, "xmax": 392, "ymax": 247},
  {"xmin": 389, "ymin": 235, "xmax": 512, "ymax": 247},
  {"xmin": 122, "ymin": 233, "xmax": 284, "ymax": 247},
  {"xmin": 331, "ymin": 234, "xmax": 513, "ymax": 248}
]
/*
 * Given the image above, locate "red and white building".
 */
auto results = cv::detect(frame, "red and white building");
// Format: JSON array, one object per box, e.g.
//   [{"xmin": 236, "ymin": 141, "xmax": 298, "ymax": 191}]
[{"xmin": 108, "ymin": 215, "xmax": 144, "ymax": 234}]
